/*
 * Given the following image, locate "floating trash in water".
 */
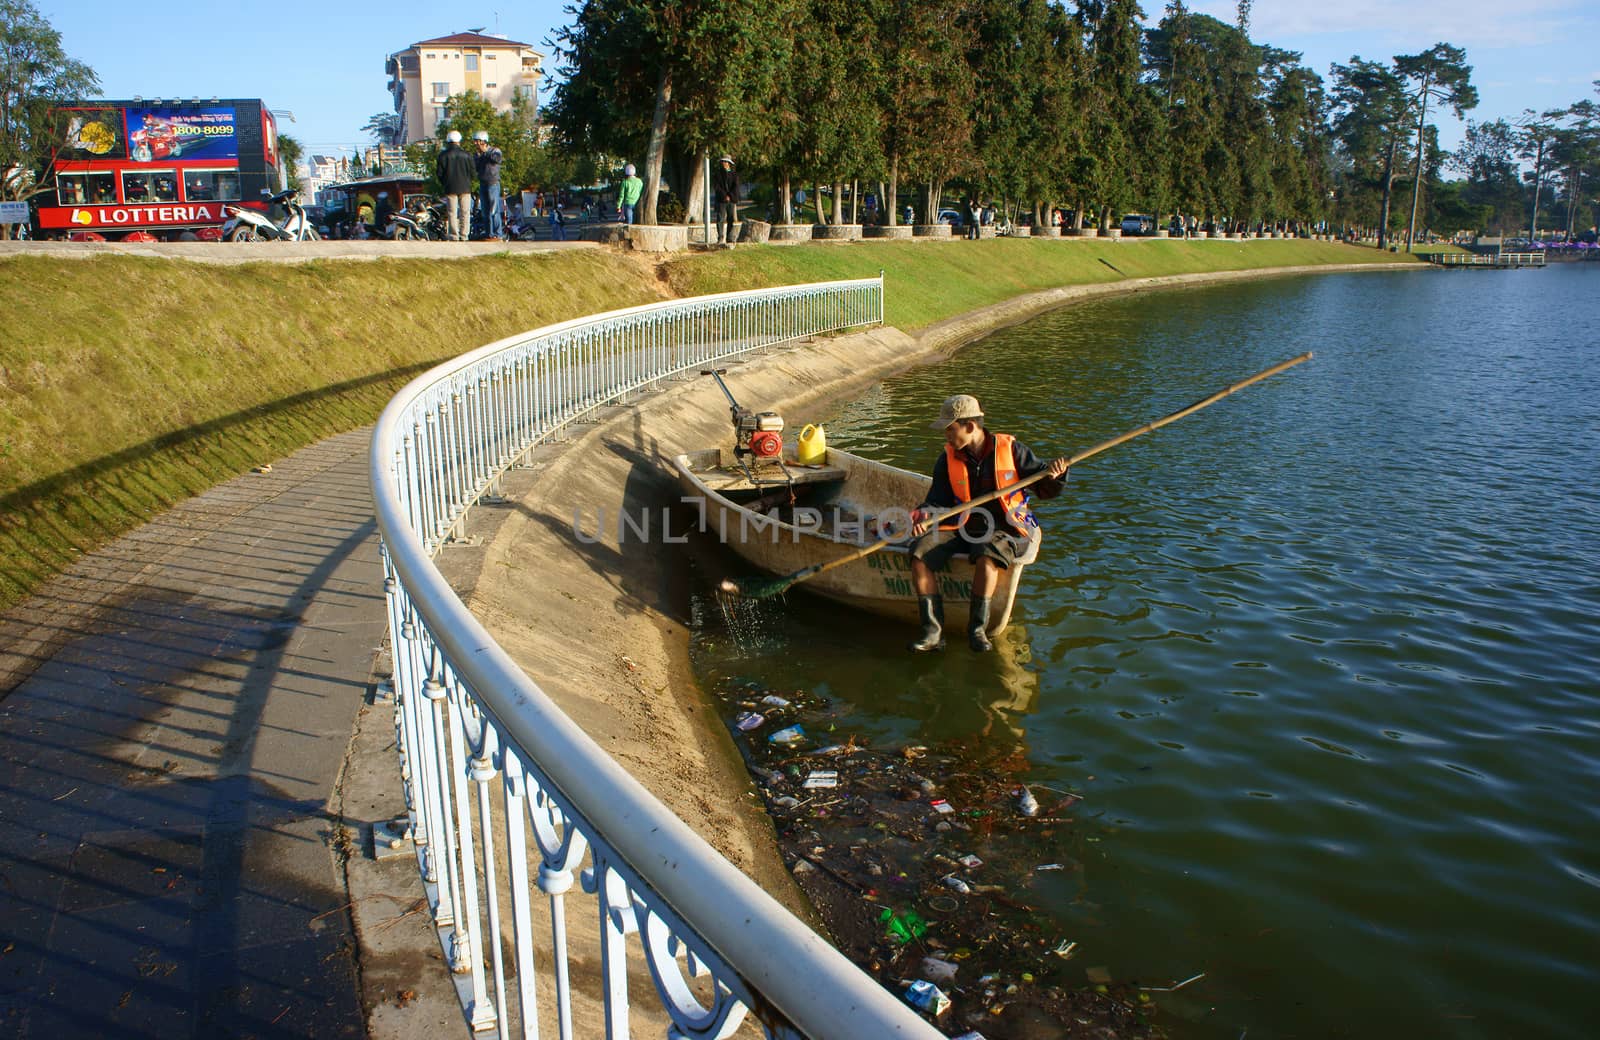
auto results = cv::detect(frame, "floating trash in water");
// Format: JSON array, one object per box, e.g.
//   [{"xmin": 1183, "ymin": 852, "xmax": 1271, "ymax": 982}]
[
  {"xmin": 920, "ymin": 956, "xmax": 959, "ymax": 983},
  {"xmin": 1052, "ymin": 940, "xmax": 1078, "ymax": 959},
  {"xmin": 1035, "ymin": 862, "xmax": 1065, "ymax": 872},
  {"xmin": 803, "ymin": 770, "xmax": 838, "ymax": 789},
  {"xmin": 768, "ymin": 725, "xmax": 806, "ymax": 748},
  {"xmin": 904, "ymin": 979, "xmax": 951, "ymax": 1016},
  {"xmin": 959, "ymin": 853, "xmax": 983, "ymax": 870},
  {"xmin": 759, "ymin": 694, "xmax": 791, "ymax": 709},
  {"xmin": 941, "ymin": 875, "xmax": 972, "ymax": 894},
  {"xmin": 930, "ymin": 798, "xmax": 954, "ymax": 815},
  {"xmin": 735, "ymin": 711, "xmax": 765, "ymax": 731},
  {"xmin": 878, "ymin": 907, "xmax": 926, "ymax": 943},
  {"xmin": 1016, "ymin": 786, "xmax": 1040, "ymax": 817}
]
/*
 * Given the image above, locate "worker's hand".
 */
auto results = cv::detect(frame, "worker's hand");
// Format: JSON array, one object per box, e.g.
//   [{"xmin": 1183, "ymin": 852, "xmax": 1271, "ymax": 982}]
[
  {"xmin": 1047, "ymin": 457, "xmax": 1070, "ymax": 479},
  {"xmin": 910, "ymin": 507, "xmax": 931, "ymax": 538}
]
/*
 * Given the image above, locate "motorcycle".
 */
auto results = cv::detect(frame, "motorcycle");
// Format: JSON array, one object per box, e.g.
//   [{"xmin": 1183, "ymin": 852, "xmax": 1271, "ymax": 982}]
[
  {"xmin": 222, "ymin": 190, "xmax": 320, "ymax": 242},
  {"xmin": 389, "ymin": 197, "xmax": 447, "ymax": 240}
]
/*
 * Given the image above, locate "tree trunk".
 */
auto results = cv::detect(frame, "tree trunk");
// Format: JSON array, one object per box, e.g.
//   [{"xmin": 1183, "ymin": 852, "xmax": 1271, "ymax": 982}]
[
  {"xmin": 813, "ymin": 181, "xmax": 827, "ymax": 224},
  {"xmin": 1405, "ymin": 74, "xmax": 1432, "ymax": 252},
  {"xmin": 835, "ymin": 181, "xmax": 846, "ymax": 224},
  {"xmin": 781, "ymin": 172, "xmax": 793, "ymax": 225},
  {"xmin": 684, "ymin": 148, "xmax": 707, "ymax": 224},
  {"xmin": 1378, "ymin": 135, "xmax": 1397, "ymax": 250},
  {"xmin": 850, "ymin": 179, "xmax": 858, "ymax": 224},
  {"xmin": 641, "ymin": 67, "xmax": 673, "ymax": 225},
  {"xmin": 878, "ymin": 179, "xmax": 889, "ymax": 226},
  {"xmin": 883, "ymin": 153, "xmax": 896, "ymax": 227},
  {"xmin": 1529, "ymin": 141, "xmax": 1545, "ymax": 239},
  {"xmin": 1567, "ymin": 168, "xmax": 1582, "ymax": 237}
]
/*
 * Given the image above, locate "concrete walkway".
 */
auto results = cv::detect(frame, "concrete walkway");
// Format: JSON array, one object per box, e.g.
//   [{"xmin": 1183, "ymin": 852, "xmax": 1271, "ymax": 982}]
[{"xmin": 0, "ymin": 429, "xmax": 396, "ymax": 1038}]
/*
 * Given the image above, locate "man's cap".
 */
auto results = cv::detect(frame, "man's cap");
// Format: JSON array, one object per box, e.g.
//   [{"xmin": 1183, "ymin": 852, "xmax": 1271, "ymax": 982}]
[
  {"xmin": 473, "ymin": 130, "xmax": 490, "ymax": 142},
  {"xmin": 446, "ymin": 130, "xmax": 462, "ymax": 142},
  {"xmin": 931, "ymin": 394, "xmax": 983, "ymax": 430}
]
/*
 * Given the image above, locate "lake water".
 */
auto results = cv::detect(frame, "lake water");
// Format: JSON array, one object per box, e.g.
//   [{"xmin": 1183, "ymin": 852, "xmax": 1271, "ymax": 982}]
[{"xmin": 689, "ymin": 263, "xmax": 1600, "ymax": 1038}]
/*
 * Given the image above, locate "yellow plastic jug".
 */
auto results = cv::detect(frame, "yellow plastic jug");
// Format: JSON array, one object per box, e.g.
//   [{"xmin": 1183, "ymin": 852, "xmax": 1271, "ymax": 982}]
[{"xmin": 797, "ymin": 423, "xmax": 827, "ymax": 465}]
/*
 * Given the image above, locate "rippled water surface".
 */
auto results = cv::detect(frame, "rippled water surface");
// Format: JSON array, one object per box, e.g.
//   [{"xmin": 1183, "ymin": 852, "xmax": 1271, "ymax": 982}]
[{"xmin": 690, "ymin": 264, "xmax": 1600, "ymax": 1037}]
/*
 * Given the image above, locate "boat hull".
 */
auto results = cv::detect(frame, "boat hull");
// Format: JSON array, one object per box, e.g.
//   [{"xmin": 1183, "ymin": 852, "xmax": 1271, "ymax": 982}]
[{"xmin": 674, "ymin": 446, "xmax": 1040, "ymax": 633}]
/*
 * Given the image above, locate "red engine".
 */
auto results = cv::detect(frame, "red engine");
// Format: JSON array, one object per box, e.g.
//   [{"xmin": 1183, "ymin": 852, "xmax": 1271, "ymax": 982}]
[{"xmin": 748, "ymin": 429, "xmax": 783, "ymax": 458}]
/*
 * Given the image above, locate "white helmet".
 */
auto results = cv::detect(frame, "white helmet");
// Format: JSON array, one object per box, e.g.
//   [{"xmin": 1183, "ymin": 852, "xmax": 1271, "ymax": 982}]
[
  {"xmin": 473, "ymin": 130, "xmax": 489, "ymax": 142},
  {"xmin": 446, "ymin": 130, "xmax": 462, "ymax": 143},
  {"xmin": 624, "ymin": 163, "xmax": 636, "ymax": 176}
]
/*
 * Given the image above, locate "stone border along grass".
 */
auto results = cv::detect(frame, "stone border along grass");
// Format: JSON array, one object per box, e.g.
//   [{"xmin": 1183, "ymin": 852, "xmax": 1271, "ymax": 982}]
[{"xmin": 0, "ymin": 241, "xmax": 1420, "ymax": 615}]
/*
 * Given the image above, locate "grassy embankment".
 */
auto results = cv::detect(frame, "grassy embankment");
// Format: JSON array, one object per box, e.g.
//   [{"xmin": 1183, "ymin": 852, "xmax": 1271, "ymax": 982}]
[{"xmin": 0, "ymin": 238, "xmax": 1414, "ymax": 610}]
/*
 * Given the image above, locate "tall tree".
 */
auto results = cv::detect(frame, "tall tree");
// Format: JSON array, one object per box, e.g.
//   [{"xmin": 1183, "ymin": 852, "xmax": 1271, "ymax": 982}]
[
  {"xmin": 1449, "ymin": 118, "xmax": 1521, "ymax": 234},
  {"xmin": 1263, "ymin": 53, "xmax": 1328, "ymax": 231},
  {"xmin": 0, "ymin": 0, "xmax": 98, "ymax": 228},
  {"xmin": 1330, "ymin": 58, "xmax": 1409, "ymax": 246},
  {"xmin": 277, "ymin": 133, "xmax": 303, "ymax": 191},
  {"xmin": 434, "ymin": 90, "xmax": 541, "ymax": 196},
  {"xmin": 550, "ymin": 0, "xmax": 794, "ymax": 225},
  {"xmin": 1077, "ymin": 0, "xmax": 1152, "ymax": 229},
  {"xmin": 1394, "ymin": 43, "xmax": 1476, "ymax": 250},
  {"xmin": 1514, "ymin": 108, "xmax": 1562, "ymax": 239},
  {"xmin": 361, "ymin": 112, "xmax": 402, "ymax": 146},
  {"xmin": 876, "ymin": 0, "xmax": 976, "ymax": 224}
]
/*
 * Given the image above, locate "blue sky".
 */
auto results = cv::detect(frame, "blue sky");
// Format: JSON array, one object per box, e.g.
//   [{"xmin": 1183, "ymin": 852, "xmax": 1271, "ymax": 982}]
[{"xmin": 40, "ymin": 1, "xmax": 1600, "ymax": 163}]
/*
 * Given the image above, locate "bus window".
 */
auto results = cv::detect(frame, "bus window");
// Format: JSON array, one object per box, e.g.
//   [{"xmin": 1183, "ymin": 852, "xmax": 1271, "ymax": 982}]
[
  {"xmin": 184, "ymin": 170, "xmax": 240, "ymax": 202},
  {"xmin": 123, "ymin": 171, "xmax": 151, "ymax": 201},
  {"xmin": 122, "ymin": 171, "xmax": 177, "ymax": 202},
  {"xmin": 59, "ymin": 172, "xmax": 116, "ymax": 205}
]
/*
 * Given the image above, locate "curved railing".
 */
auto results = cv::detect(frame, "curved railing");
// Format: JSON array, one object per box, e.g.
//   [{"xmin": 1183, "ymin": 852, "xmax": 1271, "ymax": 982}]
[{"xmin": 371, "ymin": 278, "xmax": 941, "ymax": 1037}]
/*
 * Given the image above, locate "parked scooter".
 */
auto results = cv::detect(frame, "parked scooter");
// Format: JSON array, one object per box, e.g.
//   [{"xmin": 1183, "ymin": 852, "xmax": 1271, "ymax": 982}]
[
  {"xmin": 222, "ymin": 190, "xmax": 321, "ymax": 242},
  {"xmin": 389, "ymin": 197, "xmax": 447, "ymax": 240}
]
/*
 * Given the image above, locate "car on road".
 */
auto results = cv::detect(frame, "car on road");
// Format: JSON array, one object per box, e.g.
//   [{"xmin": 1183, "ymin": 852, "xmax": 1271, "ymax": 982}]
[
  {"xmin": 1120, "ymin": 213, "xmax": 1155, "ymax": 236},
  {"xmin": 938, "ymin": 208, "xmax": 963, "ymax": 228}
]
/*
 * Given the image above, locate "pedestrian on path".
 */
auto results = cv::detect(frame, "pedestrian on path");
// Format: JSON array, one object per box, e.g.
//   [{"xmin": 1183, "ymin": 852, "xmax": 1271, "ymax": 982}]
[
  {"xmin": 473, "ymin": 131, "xmax": 504, "ymax": 239},
  {"xmin": 619, "ymin": 164, "xmax": 644, "ymax": 225},
  {"xmin": 713, "ymin": 155, "xmax": 739, "ymax": 247},
  {"xmin": 436, "ymin": 130, "xmax": 475, "ymax": 242}
]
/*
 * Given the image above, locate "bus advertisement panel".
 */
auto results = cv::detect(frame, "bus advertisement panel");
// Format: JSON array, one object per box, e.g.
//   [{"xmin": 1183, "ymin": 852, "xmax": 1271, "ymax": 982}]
[
  {"xmin": 58, "ymin": 107, "xmax": 126, "ymax": 160},
  {"xmin": 126, "ymin": 106, "xmax": 238, "ymax": 163}
]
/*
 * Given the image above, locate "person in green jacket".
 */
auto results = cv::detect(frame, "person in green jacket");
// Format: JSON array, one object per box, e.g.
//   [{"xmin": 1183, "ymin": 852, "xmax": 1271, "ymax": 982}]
[{"xmin": 618, "ymin": 163, "xmax": 644, "ymax": 225}]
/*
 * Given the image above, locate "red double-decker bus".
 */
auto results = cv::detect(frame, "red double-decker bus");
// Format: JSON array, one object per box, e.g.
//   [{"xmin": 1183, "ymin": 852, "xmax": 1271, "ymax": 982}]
[{"xmin": 38, "ymin": 99, "xmax": 284, "ymax": 241}]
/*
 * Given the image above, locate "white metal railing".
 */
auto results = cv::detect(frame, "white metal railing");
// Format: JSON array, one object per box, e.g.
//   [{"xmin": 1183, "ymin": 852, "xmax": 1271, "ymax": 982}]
[{"xmin": 371, "ymin": 277, "xmax": 940, "ymax": 1038}]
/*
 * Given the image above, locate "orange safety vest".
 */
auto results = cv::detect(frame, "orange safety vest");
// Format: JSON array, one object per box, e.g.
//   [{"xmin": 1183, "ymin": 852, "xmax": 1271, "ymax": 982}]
[{"xmin": 945, "ymin": 433, "xmax": 1035, "ymax": 536}]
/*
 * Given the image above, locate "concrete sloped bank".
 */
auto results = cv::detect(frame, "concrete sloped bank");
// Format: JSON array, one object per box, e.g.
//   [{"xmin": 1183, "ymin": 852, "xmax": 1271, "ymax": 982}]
[{"xmin": 431, "ymin": 261, "xmax": 1411, "ymax": 1034}]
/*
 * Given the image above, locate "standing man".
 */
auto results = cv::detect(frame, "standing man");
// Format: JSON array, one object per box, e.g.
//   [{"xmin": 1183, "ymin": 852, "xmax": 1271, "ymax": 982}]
[
  {"xmin": 472, "ymin": 131, "xmax": 503, "ymax": 239},
  {"xmin": 618, "ymin": 163, "xmax": 643, "ymax": 225},
  {"xmin": 713, "ymin": 154, "xmax": 739, "ymax": 247},
  {"xmin": 905, "ymin": 395, "xmax": 1069, "ymax": 652},
  {"xmin": 436, "ymin": 130, "xmax": 475, "ymax": 243}
]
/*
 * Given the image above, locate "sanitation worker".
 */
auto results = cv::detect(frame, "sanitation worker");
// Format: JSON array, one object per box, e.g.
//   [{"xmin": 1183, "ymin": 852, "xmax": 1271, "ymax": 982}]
[{"xmin": 906, "ymin": 395, "xmax": 1069, "ymax": 652}]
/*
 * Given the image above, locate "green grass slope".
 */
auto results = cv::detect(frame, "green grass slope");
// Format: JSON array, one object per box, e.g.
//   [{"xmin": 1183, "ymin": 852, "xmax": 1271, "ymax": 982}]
[{"xmin": 0, "ymin": 239, "xmax": 1413, "ymax": 609}]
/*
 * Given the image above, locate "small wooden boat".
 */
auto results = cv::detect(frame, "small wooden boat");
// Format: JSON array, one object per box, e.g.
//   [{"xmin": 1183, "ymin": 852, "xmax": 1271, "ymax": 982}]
[{"xmin": 673, "ymin": 446, "xmax": 1041, "ymax": 635}]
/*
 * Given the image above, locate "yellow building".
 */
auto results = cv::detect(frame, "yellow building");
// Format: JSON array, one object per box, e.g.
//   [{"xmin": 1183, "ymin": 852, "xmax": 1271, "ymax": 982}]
[{"xmin": 386, "ymin": 32, "xmax": 543, "ymax": 144}]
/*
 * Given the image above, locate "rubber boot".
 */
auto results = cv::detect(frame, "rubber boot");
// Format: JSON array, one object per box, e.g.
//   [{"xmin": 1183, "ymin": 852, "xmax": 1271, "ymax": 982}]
[
  {"xmin": 908, "ymin": 595, "xmax": 946, "ymax": 652},
  {"xmin": 968, "ymin": 595, "xmax": 994, "ymax": 652}
]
